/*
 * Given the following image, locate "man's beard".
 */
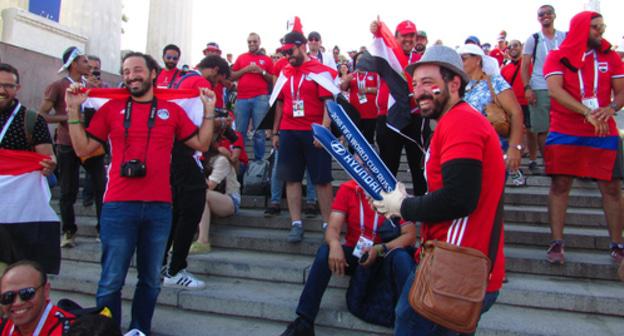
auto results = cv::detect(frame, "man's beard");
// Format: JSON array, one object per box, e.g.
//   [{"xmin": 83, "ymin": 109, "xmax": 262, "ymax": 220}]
[
  {"xmin": 416, "ymin": 84, "xmax": 450, "ymax": 120},
  {"xmin": 126, "ymin": 78, "xmax": 152, "ymax": 97},
  {"xmin": 588, "ymin": 37, "xmax": 602, "ymax": 50},
  {"xmin": 415, "ymin": 44, "xmax": 426, "ymax": 53},
  {"xmin": 165, "ymin": 61, "xmax": 177, "ymax": 70},
  {"xmin": 289, "ymin": 54, "xmax": 305, "ymax": 67}
]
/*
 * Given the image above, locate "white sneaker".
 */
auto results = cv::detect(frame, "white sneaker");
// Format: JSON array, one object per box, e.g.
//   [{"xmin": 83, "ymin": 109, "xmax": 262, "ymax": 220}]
[
  {"xmin": 510, "ymin": 170, "xmax": 526, "ymax": 187},
  {"xmin": 163, "ymin": 269, "xmax": 205, "ymax": 289}
]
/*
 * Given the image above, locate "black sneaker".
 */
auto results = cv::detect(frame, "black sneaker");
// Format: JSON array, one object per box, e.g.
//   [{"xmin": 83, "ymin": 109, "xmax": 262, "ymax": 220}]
[
  {"xmin": 264, "ymin": 204, "xmax": 281, "ymax": 217},
  {"xmin": 528, "ymin": 161, "xmax": 539, "ymax": 174},
  {"xmin": 280, "ymin": 317, "xmax": 315, "ymax": 336},
  {"xmin": 303, "ymin": 203, "xmax": 319, "ymax": 218}
]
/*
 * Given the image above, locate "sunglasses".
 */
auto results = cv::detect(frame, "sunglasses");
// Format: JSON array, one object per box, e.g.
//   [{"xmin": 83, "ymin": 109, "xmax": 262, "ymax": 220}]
[
  {"xmin": 509, "ymin": 44, "xmax": 522, "ymax": 49},
  {"xmin": 538, "ymin": 10, "xmax": 554, "ymax": 17},
  {"xmin": 308, "ymin": 38, "xmax": 320, "ymax": 42},
  {"xmin": 0, "ymin": 284, "xmax": 44, "ymax": 305},
  {"xmin": 165, "ymin": 55, "xmax": 178, "ymax": 61},
  {"xmin": 283, "ymin": 48, "xmax": 296, "ymax": 56}
]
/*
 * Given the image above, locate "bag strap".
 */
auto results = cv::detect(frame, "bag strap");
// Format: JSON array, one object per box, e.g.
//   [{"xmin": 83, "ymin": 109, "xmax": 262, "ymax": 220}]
[
  {"xmin": 484, "ymin": 75, "xmax": 501, "ymax": 108},
  {"xmin": 531, "ymin": 33, "xmax": 539, "ymax": 63},
  {"xmin": 487, "ymin": 191, "xmax": 505, "ymax": 272},
  {"xmin": 23, "ymin": 108, "xmax": 38, "ymax": 147},
  {"xmin": 509, "ymin": 63, "xmax": 522, "ymax": 87}
]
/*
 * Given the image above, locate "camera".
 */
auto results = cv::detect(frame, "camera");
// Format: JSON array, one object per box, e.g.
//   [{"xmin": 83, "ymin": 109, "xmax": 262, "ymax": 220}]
[{"xmin": 120, "ymin": 159, "xmax": 147, "ymax": 178}]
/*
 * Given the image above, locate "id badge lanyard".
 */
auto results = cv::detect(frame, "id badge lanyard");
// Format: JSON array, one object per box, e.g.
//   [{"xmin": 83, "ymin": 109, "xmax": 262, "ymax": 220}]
[
  {"xmin": 578, "ymin": 51, "xmax": 599, "ymax": 99},
  {"xmin": 356, "ymin": 72, "xmax": 369, "ymax": 93},
  {"xmin": 359, "ymin": 198, "xmax": 380, "ymax": 240},
  {"xmin": 290, "ymin": 74, "xmax": 305, "ymax": 103},
  {"xmin": 0, "ymin": 102, "xmax": 22, "ymax": 144}
]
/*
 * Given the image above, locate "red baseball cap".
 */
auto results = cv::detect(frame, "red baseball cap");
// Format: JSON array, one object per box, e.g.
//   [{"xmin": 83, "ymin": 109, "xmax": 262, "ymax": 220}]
[{"xmin": 395, "ymin": 20, "xmax": 417, "ymax": 36}]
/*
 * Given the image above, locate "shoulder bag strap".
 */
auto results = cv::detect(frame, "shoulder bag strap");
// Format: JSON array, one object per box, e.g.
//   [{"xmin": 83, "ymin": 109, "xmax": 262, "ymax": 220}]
[
  {"xmin": 509, "ymin": 64, "xmax": 522, "ymax": 87},
  {"xmin": 487, "ymin": 191, "xmax": 504, "ymax": 272},
  {"xmin": 484, "ymin": 75, "xmax": 501, "ymax": 107}
]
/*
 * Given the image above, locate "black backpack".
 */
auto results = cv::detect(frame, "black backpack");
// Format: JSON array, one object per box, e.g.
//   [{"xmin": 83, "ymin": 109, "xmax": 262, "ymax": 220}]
[{"xmin": 242, "ymin": 159, "xmax": 271, "ymax": 195}]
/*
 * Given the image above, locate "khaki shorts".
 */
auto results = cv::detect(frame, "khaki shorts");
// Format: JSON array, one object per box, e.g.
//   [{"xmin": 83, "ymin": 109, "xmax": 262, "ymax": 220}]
[{"xmin": 529, "ymin": 89, "xmax": 550, "ymax": 133}]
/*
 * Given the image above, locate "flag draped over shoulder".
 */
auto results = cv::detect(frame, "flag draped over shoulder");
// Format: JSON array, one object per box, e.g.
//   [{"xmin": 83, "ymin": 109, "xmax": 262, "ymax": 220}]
[
  {"xmin": 357, "ymin": 20, "xmax": 416, "ymax": 131},
  {"xmin": 83, "ymin": 88, "xmax": 205, "ymax": 126},
  {"xmin": 269, "ymin": 60, "xmax": 340, "ymax": 107},
  {"xmin": 0, "ymin": 149, "xmax": 58, "ymax": 224}
]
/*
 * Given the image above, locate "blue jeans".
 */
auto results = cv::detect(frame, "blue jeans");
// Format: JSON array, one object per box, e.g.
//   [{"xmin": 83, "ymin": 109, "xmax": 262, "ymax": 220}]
[
  {"xmin": 269, "ymin": 149, "xmax": 317, "ymax": 205},
  {"xmin": 235, "ymin": 95, "xmax": 269, "ymax": 161},
  {"xmin": 394, "ymin": 267, "xmax": 499, "ymax": 336},
  {"xmin": 96, "ymin": 202, "xmax": 172, "ymax": 335}
]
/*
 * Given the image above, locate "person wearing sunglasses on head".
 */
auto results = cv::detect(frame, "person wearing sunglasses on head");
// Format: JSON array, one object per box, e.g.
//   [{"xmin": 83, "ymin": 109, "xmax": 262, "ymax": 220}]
[
  {"xmin": 307, "ymin": 31, "xmax": 337, "ymax": 70},
  {"xmin": 0, "ymin": 260, "xmax": 74, "ymax": 336},
  {"xmin": 155, "ymin": 44, "xmax": 182, "ymax": 89}
]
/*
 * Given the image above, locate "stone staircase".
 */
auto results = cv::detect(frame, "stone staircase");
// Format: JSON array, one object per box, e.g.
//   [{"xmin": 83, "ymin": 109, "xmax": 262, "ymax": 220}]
[{"xmin": 46, "ymin": 151, "xmax": 624, "ymax": 335}]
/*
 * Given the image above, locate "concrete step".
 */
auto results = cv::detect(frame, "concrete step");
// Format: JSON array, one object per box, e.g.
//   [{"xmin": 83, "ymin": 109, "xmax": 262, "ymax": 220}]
[
  {"xmin": 504, "ymin": 204, "xmax": 609, "ymax": 227},
  {"xmin": 504, "ymin": 186, "xmax": 604, "ymax": 208}
]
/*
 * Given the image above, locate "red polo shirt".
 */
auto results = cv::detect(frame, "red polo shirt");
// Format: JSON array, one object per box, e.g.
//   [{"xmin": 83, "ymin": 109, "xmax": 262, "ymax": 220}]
[
  {"xmin": 174, "ymin": 71, "xmax": 213, "ymax": 91},
  {"xmin": 86, "ymin": 98, "xmax": 198, "ymax": 203},
  {"xmin": 273, "ymin": 57, "xmax": 289, "ymax": 77},
  {"xmin": 421, "ymin": 102, "xmax": 506, "ymax": 292},
  {"xmin": 348, "ymin": 72, "xmax": 379, "ymax": 119},
  {"xmin": 501, "ymin": 59, "xmax": 531, "ymax": 106},
  {"xmin": 156, "ymin": 68, "xmax": 182, "ymax": 89},
  {"xmin": 232, "ymin": 52, "xmax": 273, "ymax": 99}
]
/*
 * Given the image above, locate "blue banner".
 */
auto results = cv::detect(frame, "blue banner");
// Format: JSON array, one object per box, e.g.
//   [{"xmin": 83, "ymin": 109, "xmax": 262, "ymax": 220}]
[{"xmin": 29, "ymin": 0, "xmax": 61, "ymax": 22}]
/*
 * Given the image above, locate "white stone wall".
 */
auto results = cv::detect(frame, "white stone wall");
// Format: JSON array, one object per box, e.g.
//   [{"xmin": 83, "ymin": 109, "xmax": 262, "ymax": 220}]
[
  {"xmin": 59, "ymin": 0, "xmax": 122, "ymax": 74},
  {"xmin": 145, "ymin": 0, "xmax": 193, "ymax": 68},
  {"xmin": 0, "ymin": 8, "xmax": 87, "ymax": 60}
]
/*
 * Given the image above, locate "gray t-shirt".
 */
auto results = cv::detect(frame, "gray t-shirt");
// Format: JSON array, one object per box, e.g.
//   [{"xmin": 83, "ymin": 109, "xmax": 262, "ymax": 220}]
[{"xmin": 523, "ymin": 30, "xmax": 567, "ymax": 90}]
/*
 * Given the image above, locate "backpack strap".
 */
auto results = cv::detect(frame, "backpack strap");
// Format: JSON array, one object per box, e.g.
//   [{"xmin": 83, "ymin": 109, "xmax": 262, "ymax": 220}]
[
  {"xmin": 531, "ymin": 33, "xmax": 539, "ymax": 63},
  {"xmin": 23, "ymin": 108, "xmax": 38, "ymax": 147}
]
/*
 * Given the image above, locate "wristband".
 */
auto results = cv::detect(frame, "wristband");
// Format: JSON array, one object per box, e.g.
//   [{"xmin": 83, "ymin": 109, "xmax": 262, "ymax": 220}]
[{"xmin": 67, "ymin": 119, "xmax": 81, "ymax": 125}]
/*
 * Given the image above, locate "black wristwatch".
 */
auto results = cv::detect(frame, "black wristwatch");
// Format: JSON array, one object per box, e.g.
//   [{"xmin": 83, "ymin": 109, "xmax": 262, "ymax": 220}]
[{"xmin": 610, "ymin": 102, "xmax": 619, "ymax": 114}]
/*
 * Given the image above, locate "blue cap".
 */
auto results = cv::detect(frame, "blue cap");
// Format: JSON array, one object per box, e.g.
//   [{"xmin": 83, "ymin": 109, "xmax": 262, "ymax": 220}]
[{"xmin": 464, "ymin": 36, "xmax": 481, "ymax": 46}]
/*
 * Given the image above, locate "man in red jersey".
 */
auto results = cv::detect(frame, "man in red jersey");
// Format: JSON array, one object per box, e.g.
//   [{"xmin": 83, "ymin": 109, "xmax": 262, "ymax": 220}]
[
  {"xmin": 156, "ymin": 44, "xmax": 182, "ymax": 89},
  {"xmin": 543, "ymin": 11, "xmax": 624, "ymax": 265},
  {"xmin": 373, "ymin": 45, "xmax": 506, "ymax": 335},
  {"xmin": 0, "ymin": 261, "xmax": 74, "ymax": 336},
  {"xmin": 64, "ymin": 52, "xmax": 215, "ymax": 334},
  {"xmin": 231, "ymin": 33, "xmax": 273, "ymax": 161},
  {"xmin": 490, "ymin": 30, "xmax": 508, "ymax": 66}
]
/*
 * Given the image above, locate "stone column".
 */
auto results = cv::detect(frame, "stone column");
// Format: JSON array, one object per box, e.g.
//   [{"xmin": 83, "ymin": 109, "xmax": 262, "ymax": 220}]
[
  {"xmin": 59, "ymin": 0, "xmax": 122, "ymax": 73},
  {"xmin": 145, "ymin": 0, "xmax": 193, "ymax": 68}
]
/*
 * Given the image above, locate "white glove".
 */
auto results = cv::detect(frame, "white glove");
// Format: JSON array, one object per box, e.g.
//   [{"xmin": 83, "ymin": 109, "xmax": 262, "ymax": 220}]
[{"xmin": 372, "ymin": 182, "xmax": 407, "ymax": 218}]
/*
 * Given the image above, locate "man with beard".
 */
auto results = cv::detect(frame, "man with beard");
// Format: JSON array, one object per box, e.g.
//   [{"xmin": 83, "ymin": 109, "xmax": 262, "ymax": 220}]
[
  {"xmin": 39, "ymin": 46, "xmax": 105, "ymax": 248},
  {"xmin": 415, "ymin": 30, "xmax": 428, "ymax": 57},
  {"xmin": 370, "ymin": 20, "xmax": 430, "ymax": 197},
  {"xmin": 270, "ymin": 31, "xmax": 336, "ymax": 243},
  {"xmin": 542, "ymin": 12, "xmax": 624, "ymax": 265},
  {"xmin": 64, "ymin": 52, "xmax": 216, "ymax": 334},
  {"xmin": 521, "ymin": 5, "xmax": 566, "ymax": 172},
  {"xmin": 371, "ymin": 45, "xmax": 506, "ymax": 335},
  {"xmin": 231, "ymin": 33, "xmax": 273, "ymax": 162},
  {"xmin": 156, "ymin": 44, "xmax": 182, "ymax": 88}
]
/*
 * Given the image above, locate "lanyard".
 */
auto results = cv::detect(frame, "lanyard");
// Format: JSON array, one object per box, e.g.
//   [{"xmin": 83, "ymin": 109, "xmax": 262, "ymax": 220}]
[
  {"xmin": 122, "ymin": 98, "xmax": 158, "ymax": 164},
  {"xmin": 578, "ymin": 51, "xmax": 599, "ymax": 98},
  {"xmin": 356, "ymin": 72, "xmax": 368, "ymax": 92},
  {"xmin": 290, "ymin": 74, "xmax": 305, "ymax": 101},
  {"xmin": 408, "ymin": 51, "xmax": 417, "ymax": 64},
  {"xmin": 540, "ymin": 31, "xmax": 560, "ymax": 56},
  {"xmin": 9, "ymin": 302, "xmax": 53, "ymax": 336},
  {"xmin": 359, "ymin": 198, "xmax": 380, "ymax": 240},
  {"xmin": 0, "ymin": 102, "xmax": 22, "ymax": 144}
]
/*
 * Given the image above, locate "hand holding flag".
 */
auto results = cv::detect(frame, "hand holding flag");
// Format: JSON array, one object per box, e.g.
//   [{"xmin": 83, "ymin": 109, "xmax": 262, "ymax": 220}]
[{"xmin": 65, "ymin": 82, "xmax": 88, "ymax": 113}]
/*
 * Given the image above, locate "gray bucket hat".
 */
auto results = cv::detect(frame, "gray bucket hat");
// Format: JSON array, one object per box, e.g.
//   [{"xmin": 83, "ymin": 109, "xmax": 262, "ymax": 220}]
[{"xmin": 405, "ymin": 45, "xmax": 469, "ymax": 83}]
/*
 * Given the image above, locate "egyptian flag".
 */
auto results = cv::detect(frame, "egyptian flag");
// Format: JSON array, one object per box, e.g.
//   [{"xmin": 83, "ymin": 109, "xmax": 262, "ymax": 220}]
[
  {"xmin": 357, "ymin": 20, "xmax": 416, "ymax": 132},
  {"xmin": 83, "ymin": 88, "xmax": 205, "ymax": 126},
  {"xmin": 0, "ymin": 149, "xmax": 58, "ymax": 225}
]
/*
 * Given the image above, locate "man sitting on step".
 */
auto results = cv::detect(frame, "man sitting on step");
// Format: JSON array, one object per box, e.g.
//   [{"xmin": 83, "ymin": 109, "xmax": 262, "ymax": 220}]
[{"xmin": 280, "ymin": 180, "xmax": 416, "ymax": 336}]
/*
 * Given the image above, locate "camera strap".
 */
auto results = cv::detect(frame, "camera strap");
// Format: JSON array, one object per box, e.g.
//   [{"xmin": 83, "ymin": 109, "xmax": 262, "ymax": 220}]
[{"xmin": 121, "ymin": 98, "xmax": 158, "ymax": 165}]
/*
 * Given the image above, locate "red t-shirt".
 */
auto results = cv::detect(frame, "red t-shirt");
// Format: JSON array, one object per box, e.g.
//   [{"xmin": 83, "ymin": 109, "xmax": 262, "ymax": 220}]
[
  {"xmin": 277, "ymin": 68, "xmax": 333, "ymax": 131},
  {"xmin": 332, "ymin": 180, "xmax": 387, "ymax": 247},
  {"xmin": 376, "ymin": 80, "xmax": 389, "ymax": 116},
  {"xmin": 348, "ymin": 72, "xmax": 379, "ymax": 119},
  {"xmin": 273, "ymin": 57, "xmax": 289, "ymax": 77},
  {"xmin": 156, "ymin": 68, "xmax": 182, "ymax": 89},
  {"xmin": 214, "ymin": 82, "xmax": 226, "ymax": 109},
  {"xmin": 422, "ymin": 102, "xmax": 506, "ymax": 292},
  {"xmin": 544, "ymin": 49, "xmax": 624, "ymax": 136},
  {"xmin": 174, "ymin": 71, "xmax": 213, "ymax": 91},
  {"xmin": 86, "ymin": 98, "xmax": 198, "ymax": 203},
  {"xmin": 219, "ymin": 130, "xmax": 249, "ymax": 165},
  {"xmin": 232, "ymin": 52, "xmax": 273, "ymax": 99},
  {"xmin": 501, "ymin": 59, "xmax": 531, "ymax": 106},
  {"xmin": 1, "ymin": 302, "xmax": 74, "ymax": 336},
  {"xmin": 489, "ymin": 48, "xmax": 506, "ymax": 66}
]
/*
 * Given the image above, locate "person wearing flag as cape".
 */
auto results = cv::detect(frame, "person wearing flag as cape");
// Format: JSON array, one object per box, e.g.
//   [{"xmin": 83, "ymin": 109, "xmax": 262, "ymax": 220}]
[
  {"xmin": 270, "ymin": 27, "xmax": 341, "ymax": 243},
  {"xmin": 64, "ymin": 52, "xmax": 216, "ymax": 334},
  {"xmin": 542, "ymin": 11, "xmax": 624, "ymax": 265}
]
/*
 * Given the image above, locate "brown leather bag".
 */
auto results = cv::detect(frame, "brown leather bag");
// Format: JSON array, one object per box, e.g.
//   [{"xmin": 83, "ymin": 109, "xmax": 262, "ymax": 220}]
[
  {"xmin": 484, "ymin": 76, "xmax": 511, "ymax": 137},
  {"xmin": 408, "ymin": 197, "xmax": 504, "ymax": 334}
]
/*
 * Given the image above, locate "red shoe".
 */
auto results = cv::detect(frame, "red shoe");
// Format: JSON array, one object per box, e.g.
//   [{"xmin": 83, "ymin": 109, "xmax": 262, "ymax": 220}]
[{"xmin": 546, "ymin": 241, "xmax": 565, "ymax": 264}]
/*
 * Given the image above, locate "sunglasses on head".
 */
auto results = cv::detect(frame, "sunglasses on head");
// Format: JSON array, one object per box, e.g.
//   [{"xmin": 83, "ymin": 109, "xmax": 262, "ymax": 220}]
[
  {"xmin": 165, "ymin": 55, "xmax": 178, "ymax": 61},
  {"xmin": 538, "ymin": 10, "xmax": 554, "ymax": 17},
  {"xmin": 0, "ymin": 284, "xmax": 44, "ymax": 305}
]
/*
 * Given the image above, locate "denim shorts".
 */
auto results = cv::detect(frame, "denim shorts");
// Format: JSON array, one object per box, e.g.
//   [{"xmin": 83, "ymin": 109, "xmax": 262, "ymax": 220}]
[{"xmin": 230, "ymin": 193, "xmax": 241, "ymax": 215}]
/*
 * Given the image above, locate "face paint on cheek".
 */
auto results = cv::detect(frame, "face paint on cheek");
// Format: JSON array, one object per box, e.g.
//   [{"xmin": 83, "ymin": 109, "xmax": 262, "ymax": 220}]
[{"xmin": 431, "ymin": 85, "xmax": 441, "ymax": 96}]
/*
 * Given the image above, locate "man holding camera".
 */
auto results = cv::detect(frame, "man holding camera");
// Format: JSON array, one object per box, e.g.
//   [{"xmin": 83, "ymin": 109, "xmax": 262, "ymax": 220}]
[{"xmin": 64, "ymin": 52, "xmax": 215, "ymax": 334}]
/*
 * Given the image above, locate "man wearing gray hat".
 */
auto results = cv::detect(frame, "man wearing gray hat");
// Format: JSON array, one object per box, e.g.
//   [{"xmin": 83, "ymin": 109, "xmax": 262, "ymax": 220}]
[{"xmin": 371, "ymin": 45, "xmax": 506, "ymax": 335}]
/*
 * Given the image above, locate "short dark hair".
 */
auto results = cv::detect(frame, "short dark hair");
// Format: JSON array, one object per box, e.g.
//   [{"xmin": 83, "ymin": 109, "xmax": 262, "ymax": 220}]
[
  {"xmin": 0, "ymin": 63, "xmax": 20, "ymax": 84},
  {"xmin": 1, "ymin": 260, "xmax": 47, "ymax": 288},
  {"xmin": 539, "ymin": 4, "xmax": 555, "ymax": 13},
  {"xmin": 87, "ymin": 55, "xmax": 101, "ymax": 63},
  {"xmin": 162, "ymin": 44, "xmax": 181, "ymax": 56},
  {"xmin": 197, "ymin": 55, "xmax": 231, "ymax": 78},
  {"xmin": 439, "ymin": 67, "xmax": 466, "ymax": 98},
  {"xmin": 122, "ymin": 52, "xmax": 159, "ymax": 74},
  {"xmin": 66, "ymin": 315, "xmax": 122, "ymax": 336}
]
